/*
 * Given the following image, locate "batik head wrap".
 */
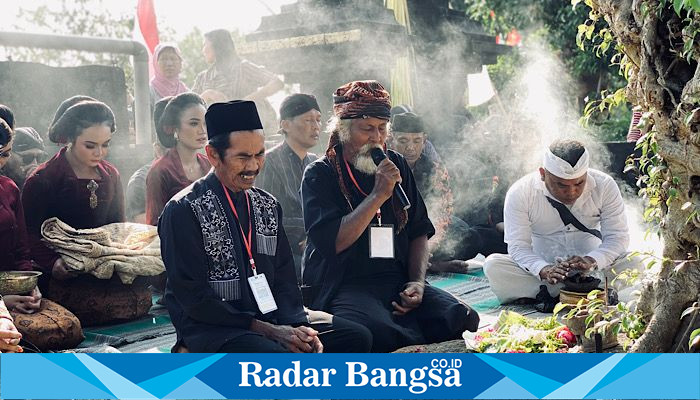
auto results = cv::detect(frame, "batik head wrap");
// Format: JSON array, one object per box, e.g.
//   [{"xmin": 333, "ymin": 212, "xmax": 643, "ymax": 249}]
[
  {"xmin": 332, "ymin": 80, "xmax": 391, "ymax": 120},
  {"xmin": 325, "ymin": 81, "xmax": 407, "ymax": 231}
]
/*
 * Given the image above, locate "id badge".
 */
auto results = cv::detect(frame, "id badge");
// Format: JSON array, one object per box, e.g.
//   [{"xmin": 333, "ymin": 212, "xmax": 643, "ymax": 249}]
[
  {"xmin": 369, "ymin": 224, "xmax": 394, "ymax": 259},
  {"xmin": 248, "ymin": 273, "xmax": 278, "ymax": 314}
]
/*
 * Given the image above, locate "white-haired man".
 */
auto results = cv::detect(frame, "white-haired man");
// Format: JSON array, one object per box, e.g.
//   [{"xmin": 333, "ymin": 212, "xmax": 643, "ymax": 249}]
[
  {"xmin": 301, "ymin": 81, "xmax": 478, "ymax": 353},
  {"xmin": 483, "ymin": 139, "xmax": 638, "ymax": 308}
]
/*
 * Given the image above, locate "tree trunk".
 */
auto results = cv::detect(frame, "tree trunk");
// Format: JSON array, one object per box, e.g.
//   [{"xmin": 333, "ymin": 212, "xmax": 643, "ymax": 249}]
[{"xmin": 590, "ymin": 0, "xmax": 700, "ymax": 352}]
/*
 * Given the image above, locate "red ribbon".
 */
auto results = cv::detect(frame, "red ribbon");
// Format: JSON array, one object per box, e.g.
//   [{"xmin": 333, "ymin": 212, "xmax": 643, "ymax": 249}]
[
  {"xmin": 222, "ymin": 183, "xmax": 257, "ymax": 273},
  {"xmin": 342, "ymin": 156, "xmax": 382, "ymax": 224}
]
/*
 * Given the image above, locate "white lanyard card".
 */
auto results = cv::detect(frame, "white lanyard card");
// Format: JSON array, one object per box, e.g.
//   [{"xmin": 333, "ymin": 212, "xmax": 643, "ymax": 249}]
[
  {"xmin": 369, "ymin": 224, "xmax": 395, "ymax": 259},
  {"xmin": 248, "ymin": 273, "xmax": 278, "ymax": 314}
]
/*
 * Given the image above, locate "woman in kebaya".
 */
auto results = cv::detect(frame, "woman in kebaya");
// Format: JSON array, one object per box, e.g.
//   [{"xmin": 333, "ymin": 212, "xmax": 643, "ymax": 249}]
[
  {"xmin": 2, "ymin": 115, "xmax": 83, "ymax": 350},
  {"xmin": 22, "ymin": 99, "xmax": 124, "ymax": 280},
  {"xmin": 145, "ymin": 92, "xmax": 210, "ymax": 225}
]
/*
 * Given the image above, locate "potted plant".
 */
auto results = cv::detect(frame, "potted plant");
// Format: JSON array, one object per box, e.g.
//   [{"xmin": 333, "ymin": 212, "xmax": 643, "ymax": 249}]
[{"xmin": 554, "ymin": 290, "xmax": 646, "ymax": 352}]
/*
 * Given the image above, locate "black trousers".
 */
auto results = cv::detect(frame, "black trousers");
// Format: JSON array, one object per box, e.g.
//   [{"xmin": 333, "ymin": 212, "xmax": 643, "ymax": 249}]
[
  {"xmin": 217, "ymin": 311, "xmax": 372, "ymax": 353},
  {"xmin": 432, "ymin": 217, "xmax": 506, "ymax": 262},
  {"xmin": 329, "ymin": 282, "xmax": 480, "ymax": 353},
  {"xmin": 473, "ymin": 224, "xmax": 507, "ymax": 256},
  {"xmin": 432, "ymin": 216, "xmax": 482, "ymax": 262}
]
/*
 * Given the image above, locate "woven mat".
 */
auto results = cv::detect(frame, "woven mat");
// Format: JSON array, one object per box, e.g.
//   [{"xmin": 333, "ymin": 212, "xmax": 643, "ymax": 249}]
[
  {"xmin": 71, "ymin": 270, "xmax": 540, "ymax": 353},
  {"xmin": 116, "ymin": 331, "xmax": 177, "ymax": 353},
  {"xmin": 78, "ymin": 296, "xmax": 175, "ymax": 351},
  {"xmin": 427, "ymin": 270, "xmax": 538, "ymax": 316}
]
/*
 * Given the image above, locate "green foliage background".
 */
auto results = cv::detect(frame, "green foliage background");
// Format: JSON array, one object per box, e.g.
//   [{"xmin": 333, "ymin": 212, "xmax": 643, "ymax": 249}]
[{"xmin": 455, "ymin": 0, "xmax": 632, "ymax": 141}]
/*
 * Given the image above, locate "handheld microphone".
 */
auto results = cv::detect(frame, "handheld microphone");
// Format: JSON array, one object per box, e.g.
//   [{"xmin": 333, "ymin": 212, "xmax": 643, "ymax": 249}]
[{"xmin": 370, "ymin": 147, "xmax": 411, "ymax": 210}]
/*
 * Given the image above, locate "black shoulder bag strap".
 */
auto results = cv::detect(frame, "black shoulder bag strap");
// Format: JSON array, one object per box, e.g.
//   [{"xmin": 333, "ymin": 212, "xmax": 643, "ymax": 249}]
[{"xmin": 545, "ymin": 196, "xmax": 602, "ymax": 240}]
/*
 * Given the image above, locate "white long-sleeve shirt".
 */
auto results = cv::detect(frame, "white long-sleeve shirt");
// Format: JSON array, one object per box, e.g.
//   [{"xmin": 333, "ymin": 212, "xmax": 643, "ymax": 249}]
[{"xmin": 504, "ymin": 169, "xmax": 629, "ymax": 277}]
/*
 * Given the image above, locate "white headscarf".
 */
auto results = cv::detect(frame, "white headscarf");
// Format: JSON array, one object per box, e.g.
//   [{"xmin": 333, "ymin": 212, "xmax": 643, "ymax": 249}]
[{"xmin": 543, "ymin": 147, "xmax": 589, "ymax": 179}]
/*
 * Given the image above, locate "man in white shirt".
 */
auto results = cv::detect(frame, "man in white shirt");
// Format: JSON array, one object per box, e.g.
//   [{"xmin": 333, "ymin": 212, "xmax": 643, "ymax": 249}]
[{"xmin": 483, "ymin": 139, "xmax": 638, "ymax": 304}]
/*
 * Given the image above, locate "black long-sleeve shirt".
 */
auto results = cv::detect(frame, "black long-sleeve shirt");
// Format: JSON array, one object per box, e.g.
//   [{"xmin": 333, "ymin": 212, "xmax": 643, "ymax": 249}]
[
  {"xmin": 301, "ymin": 146, "xmax": 435, "ymax": 310},
  {"xmin": 160, "ymin": 172, "xmax": 306, "ymax": 352}
]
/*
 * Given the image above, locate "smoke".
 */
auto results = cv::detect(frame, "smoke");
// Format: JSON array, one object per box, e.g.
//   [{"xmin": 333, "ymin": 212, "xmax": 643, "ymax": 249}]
[
  {"xmin": 437, "ymin": 38, "xmax": 612, "ymax": 225},
  {"xmin": 0, "ymin": 2, "xmax": 662, "ymax": 259},
  {"xmin": 414, "ymin": 33, "xmax": 662, "ymax": 260},
  {"xmin": 623, "ymin": 198, "xmax": 664, "ymax": 265}
]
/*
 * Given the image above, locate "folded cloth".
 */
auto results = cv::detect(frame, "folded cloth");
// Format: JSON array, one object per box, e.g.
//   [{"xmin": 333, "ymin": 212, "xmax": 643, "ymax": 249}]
[{"xmin": 40, "ymin": 218, "xmax": 165, "ymax": 284}]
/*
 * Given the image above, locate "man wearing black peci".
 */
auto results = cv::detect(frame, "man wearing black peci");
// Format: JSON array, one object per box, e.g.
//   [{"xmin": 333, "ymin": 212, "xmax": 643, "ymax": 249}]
[{"xmin": 160, "ymin": 100, "xmax": 371, "ymax": 353}]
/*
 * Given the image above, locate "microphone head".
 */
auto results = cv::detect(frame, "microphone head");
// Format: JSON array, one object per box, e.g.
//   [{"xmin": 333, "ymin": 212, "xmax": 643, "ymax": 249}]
[{"xmin": 370, "ymin": 147, "xmax": 386, "ymax": 166}]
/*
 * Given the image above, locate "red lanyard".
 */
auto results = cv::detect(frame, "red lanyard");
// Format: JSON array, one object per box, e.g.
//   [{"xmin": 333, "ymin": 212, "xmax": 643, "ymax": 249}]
[
  {"xmin": 222, "ymin": 183, "xmax": 257, "ymax": 274},
  {"xmin": 343, "ymin": 157, "xmax": 382, "ymax": 225}
]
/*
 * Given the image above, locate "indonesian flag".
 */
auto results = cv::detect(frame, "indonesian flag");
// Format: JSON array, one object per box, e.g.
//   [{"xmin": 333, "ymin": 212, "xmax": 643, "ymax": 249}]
[{"xmin": 133, "ymin": 0, "xmax": 159, "ymax": 76}]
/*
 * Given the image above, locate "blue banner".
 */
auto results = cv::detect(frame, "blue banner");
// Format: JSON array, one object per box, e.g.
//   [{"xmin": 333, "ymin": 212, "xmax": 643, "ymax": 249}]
[{"xmin": 1, "ymin": 353, "xmax": 698, "ymax": 399}]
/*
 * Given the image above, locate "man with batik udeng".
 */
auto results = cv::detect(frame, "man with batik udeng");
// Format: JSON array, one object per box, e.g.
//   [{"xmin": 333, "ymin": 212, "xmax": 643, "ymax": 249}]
[{"xmin": 301, "ymin": 80, "xmax": 479, "ymax": 353}]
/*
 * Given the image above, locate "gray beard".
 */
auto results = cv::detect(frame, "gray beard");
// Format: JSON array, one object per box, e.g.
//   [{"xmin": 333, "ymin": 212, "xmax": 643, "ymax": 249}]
[
  {"xmin": 353, "ymin": 153, "xmax": 378, "ymax": 174},
  {"xmin": 350, "ymin": 143, "xmax": 381, "ymax": 174}
]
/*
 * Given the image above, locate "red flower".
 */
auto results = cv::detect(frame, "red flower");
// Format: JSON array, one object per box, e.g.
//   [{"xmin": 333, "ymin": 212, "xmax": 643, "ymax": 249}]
[{"xmin": 557, "ymin": 327, "xmax": 576, "ymax": 346}]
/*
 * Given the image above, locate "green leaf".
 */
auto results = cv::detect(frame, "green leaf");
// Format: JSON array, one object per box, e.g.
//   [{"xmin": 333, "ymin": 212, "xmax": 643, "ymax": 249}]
[
  {"xmin": 553, "ymin": 302, "xmax": 567, "ymax": 315},
  {"xmin": 643, "ymin": 207, "xmax": 655, "ymax": 219},
  {"xmin": 613, "ymin": 88, "xmax": 626, "ymax": 104},
  {"xmin": 674, "ymin": 0, "xmax": 686, "ymax": 15},
  {"xmin": 688, "ymin": 0, "xmax": 700, "ymax": 11},
  {"xmin": 622, "ymin": 318, "xmax": 630, "ymax": 330},
  {"xmin": 585, "ymin": 24, "xmax": 595, "ymax": 40},
  {"xmin": 613, "ymin": 324, "xmax": 621, "ymax": 336},
  {"xmin": 585, "ymin": 314, "xmax": 596, "ymax": 326},
  {"xmin": 689, "ymin": 328, "xmax": 700, "ymax": 348}
]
